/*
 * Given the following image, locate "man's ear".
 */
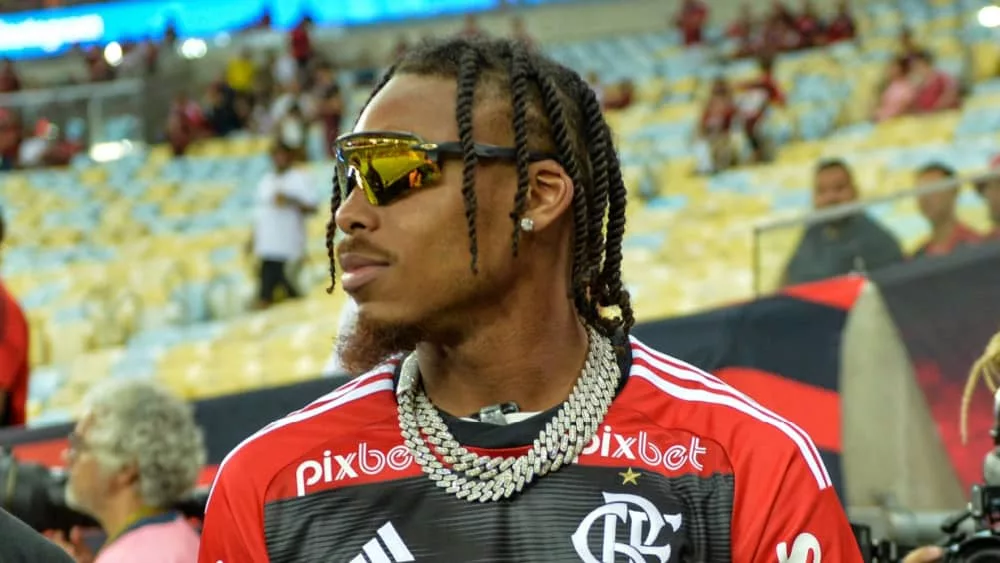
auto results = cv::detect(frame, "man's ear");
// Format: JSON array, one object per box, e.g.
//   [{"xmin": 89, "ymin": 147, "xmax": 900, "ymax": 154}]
[{"xmin": 523, "ymin": 160, "xmax": 574, "ymax": 231}]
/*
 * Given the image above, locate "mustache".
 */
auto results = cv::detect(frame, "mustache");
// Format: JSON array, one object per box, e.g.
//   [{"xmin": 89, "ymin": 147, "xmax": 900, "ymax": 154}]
[{"xmin": 335, "ymin": 237, "xmax": 396, "ymax": 263}]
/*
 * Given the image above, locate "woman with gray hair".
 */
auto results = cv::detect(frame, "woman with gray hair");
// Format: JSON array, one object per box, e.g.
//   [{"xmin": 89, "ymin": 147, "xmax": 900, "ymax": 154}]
[{"xmin": 47, "ymin": 379, "xmax": 205, "ymax": 563}]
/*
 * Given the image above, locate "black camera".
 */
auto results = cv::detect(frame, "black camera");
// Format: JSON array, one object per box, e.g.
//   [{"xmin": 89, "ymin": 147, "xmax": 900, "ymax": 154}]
[
  {"xmin": 933, "ymin": 390, "xmax": 1000, "ymax": 563},
  {"xmin": 0, "ymin": 448, "xmax": 208, "ymax": 534},
  {"xmin": 0, "ymin": 447, "xmax": 97, "ymax": 533},
  {"xmin": 936, "ymin": 484, "xmax": 1000, "ymax": 562}
]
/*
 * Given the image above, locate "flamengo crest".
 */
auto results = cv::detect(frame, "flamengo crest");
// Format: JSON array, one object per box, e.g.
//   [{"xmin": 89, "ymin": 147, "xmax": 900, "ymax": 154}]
[{"xmin": 571, "ymin": 492, "xmax": 683, "ymax": 563}]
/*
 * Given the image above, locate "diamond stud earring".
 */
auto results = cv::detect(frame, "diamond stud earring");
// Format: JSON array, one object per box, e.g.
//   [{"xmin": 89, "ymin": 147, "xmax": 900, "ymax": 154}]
[{"xmin": 520, "ymin": 217, "xmax": 535, "ymax": 232}]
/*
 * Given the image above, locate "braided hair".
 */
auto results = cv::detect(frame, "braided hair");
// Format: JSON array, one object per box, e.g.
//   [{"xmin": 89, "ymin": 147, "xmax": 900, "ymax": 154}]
[
  {"xmin": 960, "ymin": 329, "xmax": 1000, "ymax": 444},
  {"xmin": 326, "ymin": 37, "xmax": 634, "ymax": 335}
]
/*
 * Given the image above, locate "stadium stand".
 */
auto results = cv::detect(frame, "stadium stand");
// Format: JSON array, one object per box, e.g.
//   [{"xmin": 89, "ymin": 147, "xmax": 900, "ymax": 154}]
[{"xmin": 1, "ymin": 0, "xmax": 999, "ymax": 427}]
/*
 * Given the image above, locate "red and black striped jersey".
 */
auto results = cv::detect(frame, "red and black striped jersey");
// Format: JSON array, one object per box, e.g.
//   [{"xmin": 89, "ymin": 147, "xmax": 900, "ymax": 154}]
[{"xmin": 199, "ymin": 335, "xmax": 862, "ymax": 562}]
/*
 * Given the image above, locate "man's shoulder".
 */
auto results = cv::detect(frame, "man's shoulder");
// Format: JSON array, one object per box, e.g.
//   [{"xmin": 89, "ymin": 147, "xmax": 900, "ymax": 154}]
[
  {"xmin": 212, "ymin": 360, "xmax": 401, "ymax": 488},
  {"xmin": 626, "ymin": 337, "xmax": 831, "ymax": 489}
]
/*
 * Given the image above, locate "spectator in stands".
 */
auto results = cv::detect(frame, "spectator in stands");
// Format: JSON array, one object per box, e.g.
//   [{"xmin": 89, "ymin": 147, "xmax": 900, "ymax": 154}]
[
  {"xmin": 782, "ymin": 159, "xmax": 904, "ymax": 286},
  {"xmin": 0, "ymin": 508, "xmax": 74, "ymax": 563},
  {"xmin": 674, "ymin": 0, "xmax": 709, "ymax": 46},
  {"xmin": 826, "ymin": 0, "xmax": 856, "ymax": 43},
  {"xmin": 46, "ymin": 380, "xmax": 204, "ymax": 563},
  {"xmin": 18, "ymin": 119, "xmax": 80, "ymax": 168},
  {"xmin": 289, "ymin": 17, "xmax": 314, "ymax": 73},
  {"xmin": 698, "ymin": 78, "xmax": 737, "ymax": 173},
  {"xmin": 873, "ymin": 57, "xmax": 915, "ymax": 122},
  {"xmin": 913, "ymin": 163, "xmax": 982, "ymax": 258},
  {"xmin": 270, "ymin": 80, "xmax": 307, "ymax": 126},
  {"xmin": 794, "ymin": 0, "xmax": 824, "ymax": 48},
  {"xmin": 0, "ymin": 206, "xmax": 30, "ymax": 428},
  {"xmin": 763, "ymin": 3, "xmax": 803, "ymax": 52},
  {"xmin": 277, "ymin": 104, "xmax": 308, "ymax": 161},
  {"xmin": 166, "ymin": 92, "xmax": 205, "ymax": 157},
  {"xmin": 910, "ymin": 51, "xmax": 960, "ymax": 114},
  {"xmin": 0, "ymin": 58, "xmax": 21, "ymax": 93},
  {"xmin": 203, "ymin": 82, "xmax": 242, "ymax": 137},
  {"xmin": 313, "ymin": 63, "xmax": 343, "ymax": 158},
  {"xmin": 737, "ymin": 55, "xmax": 785, "ymax": 162},
  {"xmin": 975, "ymin": 155, "xmax": 1000, "ymax": 240},
  {"xmin": 251, "ymin": 142, "xmax": 317, "ymax": 308},
  {"xmin": 226, "ymin": 49, "xmax": 257, "ymax": 95}
]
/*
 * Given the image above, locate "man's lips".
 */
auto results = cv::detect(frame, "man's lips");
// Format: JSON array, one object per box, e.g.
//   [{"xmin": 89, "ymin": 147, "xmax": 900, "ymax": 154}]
[{"xmin": 339, "ymin": 253, "xmax": 390, "ymax": 292}]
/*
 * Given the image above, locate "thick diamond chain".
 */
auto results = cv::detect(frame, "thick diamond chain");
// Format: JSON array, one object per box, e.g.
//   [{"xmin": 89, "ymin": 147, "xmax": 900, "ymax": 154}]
[{"xmin": 396, "ymin": 327, "xmax": 620, "ymax": 503}]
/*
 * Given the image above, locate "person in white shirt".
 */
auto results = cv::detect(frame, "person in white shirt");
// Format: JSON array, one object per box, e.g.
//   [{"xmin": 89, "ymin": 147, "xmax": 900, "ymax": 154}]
[{"xmin": 251, "ymin": 142, "xmax": 318, "ymax": 308}]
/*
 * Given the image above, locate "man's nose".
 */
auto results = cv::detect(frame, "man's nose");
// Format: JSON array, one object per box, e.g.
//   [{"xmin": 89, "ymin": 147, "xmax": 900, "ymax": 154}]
[{"xmin": 334, "ymin": 183, "xmax": 381, "ymax": 235}]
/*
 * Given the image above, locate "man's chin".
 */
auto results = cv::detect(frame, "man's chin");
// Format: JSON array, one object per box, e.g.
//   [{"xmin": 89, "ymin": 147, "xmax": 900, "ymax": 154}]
[{"xmin": 335, "ymin": 310, "xmax": 423, "ymax": 376}]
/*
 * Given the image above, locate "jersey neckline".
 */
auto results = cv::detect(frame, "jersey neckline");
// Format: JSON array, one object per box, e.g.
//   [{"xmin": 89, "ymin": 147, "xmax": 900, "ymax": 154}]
[{"xmin": 390, "ymin": 331, "xmax": 633, "ymax": 450}]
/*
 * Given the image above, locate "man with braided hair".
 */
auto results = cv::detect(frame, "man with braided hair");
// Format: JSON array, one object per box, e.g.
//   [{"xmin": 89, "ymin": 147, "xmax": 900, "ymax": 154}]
[{"xmin": 200, "ymin": 37, "xmax": 861, "ymax": 563}]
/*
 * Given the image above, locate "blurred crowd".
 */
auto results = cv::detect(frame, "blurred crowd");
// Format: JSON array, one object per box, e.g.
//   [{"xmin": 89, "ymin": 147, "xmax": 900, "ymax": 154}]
[{"xmin": 694, "ymin": 3, "xmax": 963, "ymax": 173}]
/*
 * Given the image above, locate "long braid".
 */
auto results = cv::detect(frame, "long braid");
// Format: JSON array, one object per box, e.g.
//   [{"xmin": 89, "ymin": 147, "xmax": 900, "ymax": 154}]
[
  {"xmin": 537, "ymin": 72, "xmax": 591, "ymax": 319},
  {"xmin": 325, "ymin": 64, "xmax": 397, "ymax": 294},
  {"xmin": 456, "ymin": 50, "xmax": 482, "ymax": 273},
  {"xmin": 508, "ymin": 46, "xmax": 533, "ymax": 256},
  {"xmin": 578, "ymin": 81, "xmax": 609, "ymax": 294},
  {"xmin": 579, "ymin": 80, "xmax": 633, "ymax": 332}
]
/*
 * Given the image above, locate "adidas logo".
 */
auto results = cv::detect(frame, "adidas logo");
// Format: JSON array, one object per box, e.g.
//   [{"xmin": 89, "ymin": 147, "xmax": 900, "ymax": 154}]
[{"xmin": 348, "ymin": 522, "xmax": 415, "ymax": 563}]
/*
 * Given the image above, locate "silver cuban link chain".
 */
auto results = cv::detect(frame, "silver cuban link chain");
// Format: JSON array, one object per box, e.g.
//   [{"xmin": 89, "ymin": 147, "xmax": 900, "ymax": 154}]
[{"xmin": 396, "ymin": 326, "xmax": 621, "ymax": 503}]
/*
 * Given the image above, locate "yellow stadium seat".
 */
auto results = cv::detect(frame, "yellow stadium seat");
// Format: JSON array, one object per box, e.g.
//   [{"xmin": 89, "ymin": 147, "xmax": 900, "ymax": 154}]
[{"xmin": 972, "ymin": 42, "xmax": 1000, "ymax": 82}]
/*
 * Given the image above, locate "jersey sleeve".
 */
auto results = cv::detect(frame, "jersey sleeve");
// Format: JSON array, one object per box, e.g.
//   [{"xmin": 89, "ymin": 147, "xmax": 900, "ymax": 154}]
[
  {"xmin": 731, "ymin": 439, "xmax": 862, "ymax": 563},
  {"xmin": 198, "ymin": 460, "xmax": 270, "ymax": 563}
]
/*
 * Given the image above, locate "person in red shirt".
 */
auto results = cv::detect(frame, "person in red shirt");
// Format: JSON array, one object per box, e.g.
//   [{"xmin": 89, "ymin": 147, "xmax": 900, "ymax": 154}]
[
  {"xmin": 675, "ymin": 0, "xmax": 709, "ymax": 46},
  {"xmin": 913, "ymin": 162, "xmax": 983, "ymax": 258},
  {"xmin": 738, "ymin": 55, "xmax": 785, "ymax": 162},
  {"xmin": 199, "ymin": 37, "xmax": 861, "ymax": 563},
  {"xmin": 826, "ymin": 0, "xmax": 856, "ymax": 42},
  {"xmin": 795, "ymin": 0, "xmax": 824, "ymax": 47},
  {"xmin": 910, "ymin": 50, "xmax": 960, "ymax": 114},
  {"xmin": 289, "ymin": 17, "xmax": 313, "ymax": 71},
  {"xmin": 0, "ymin": 206, "xmax": 29, "ymax": 428},
  {"xmin": 699, "ymin": 78, "xmax": 738, "ymax": 172},
  {"xmin": 975, "ymin": 155, "xmax": 1000, "ymax": 240}
]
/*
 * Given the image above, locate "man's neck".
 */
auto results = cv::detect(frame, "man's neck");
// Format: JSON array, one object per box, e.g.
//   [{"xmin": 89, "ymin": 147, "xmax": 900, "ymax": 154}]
[
  {"xmin": 415, "ymin": 286, "xmax": 590, "ymax": 418},
  {"xmin": 930, "ymin": 216, "xmax": 959, "ymax": 243},
  {"xmin": 96, "ymin": 494, "xmax": 157, "ymax": 545}
]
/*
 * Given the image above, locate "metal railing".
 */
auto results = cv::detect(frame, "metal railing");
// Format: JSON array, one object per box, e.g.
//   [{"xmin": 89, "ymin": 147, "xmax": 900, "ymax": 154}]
[
  {"xmin": 751, "ymin": 168, "xmax": 1000, "ymax": 295},
  {"xmin": 0, "ymin": 61, "xmax": 194, "ymax": 147}
]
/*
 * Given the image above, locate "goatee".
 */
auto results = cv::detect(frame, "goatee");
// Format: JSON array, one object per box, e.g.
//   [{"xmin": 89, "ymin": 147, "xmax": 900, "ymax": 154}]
[{"xmin": 336, "ymin": 312, "xmax": 424, "ymax": 375}]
